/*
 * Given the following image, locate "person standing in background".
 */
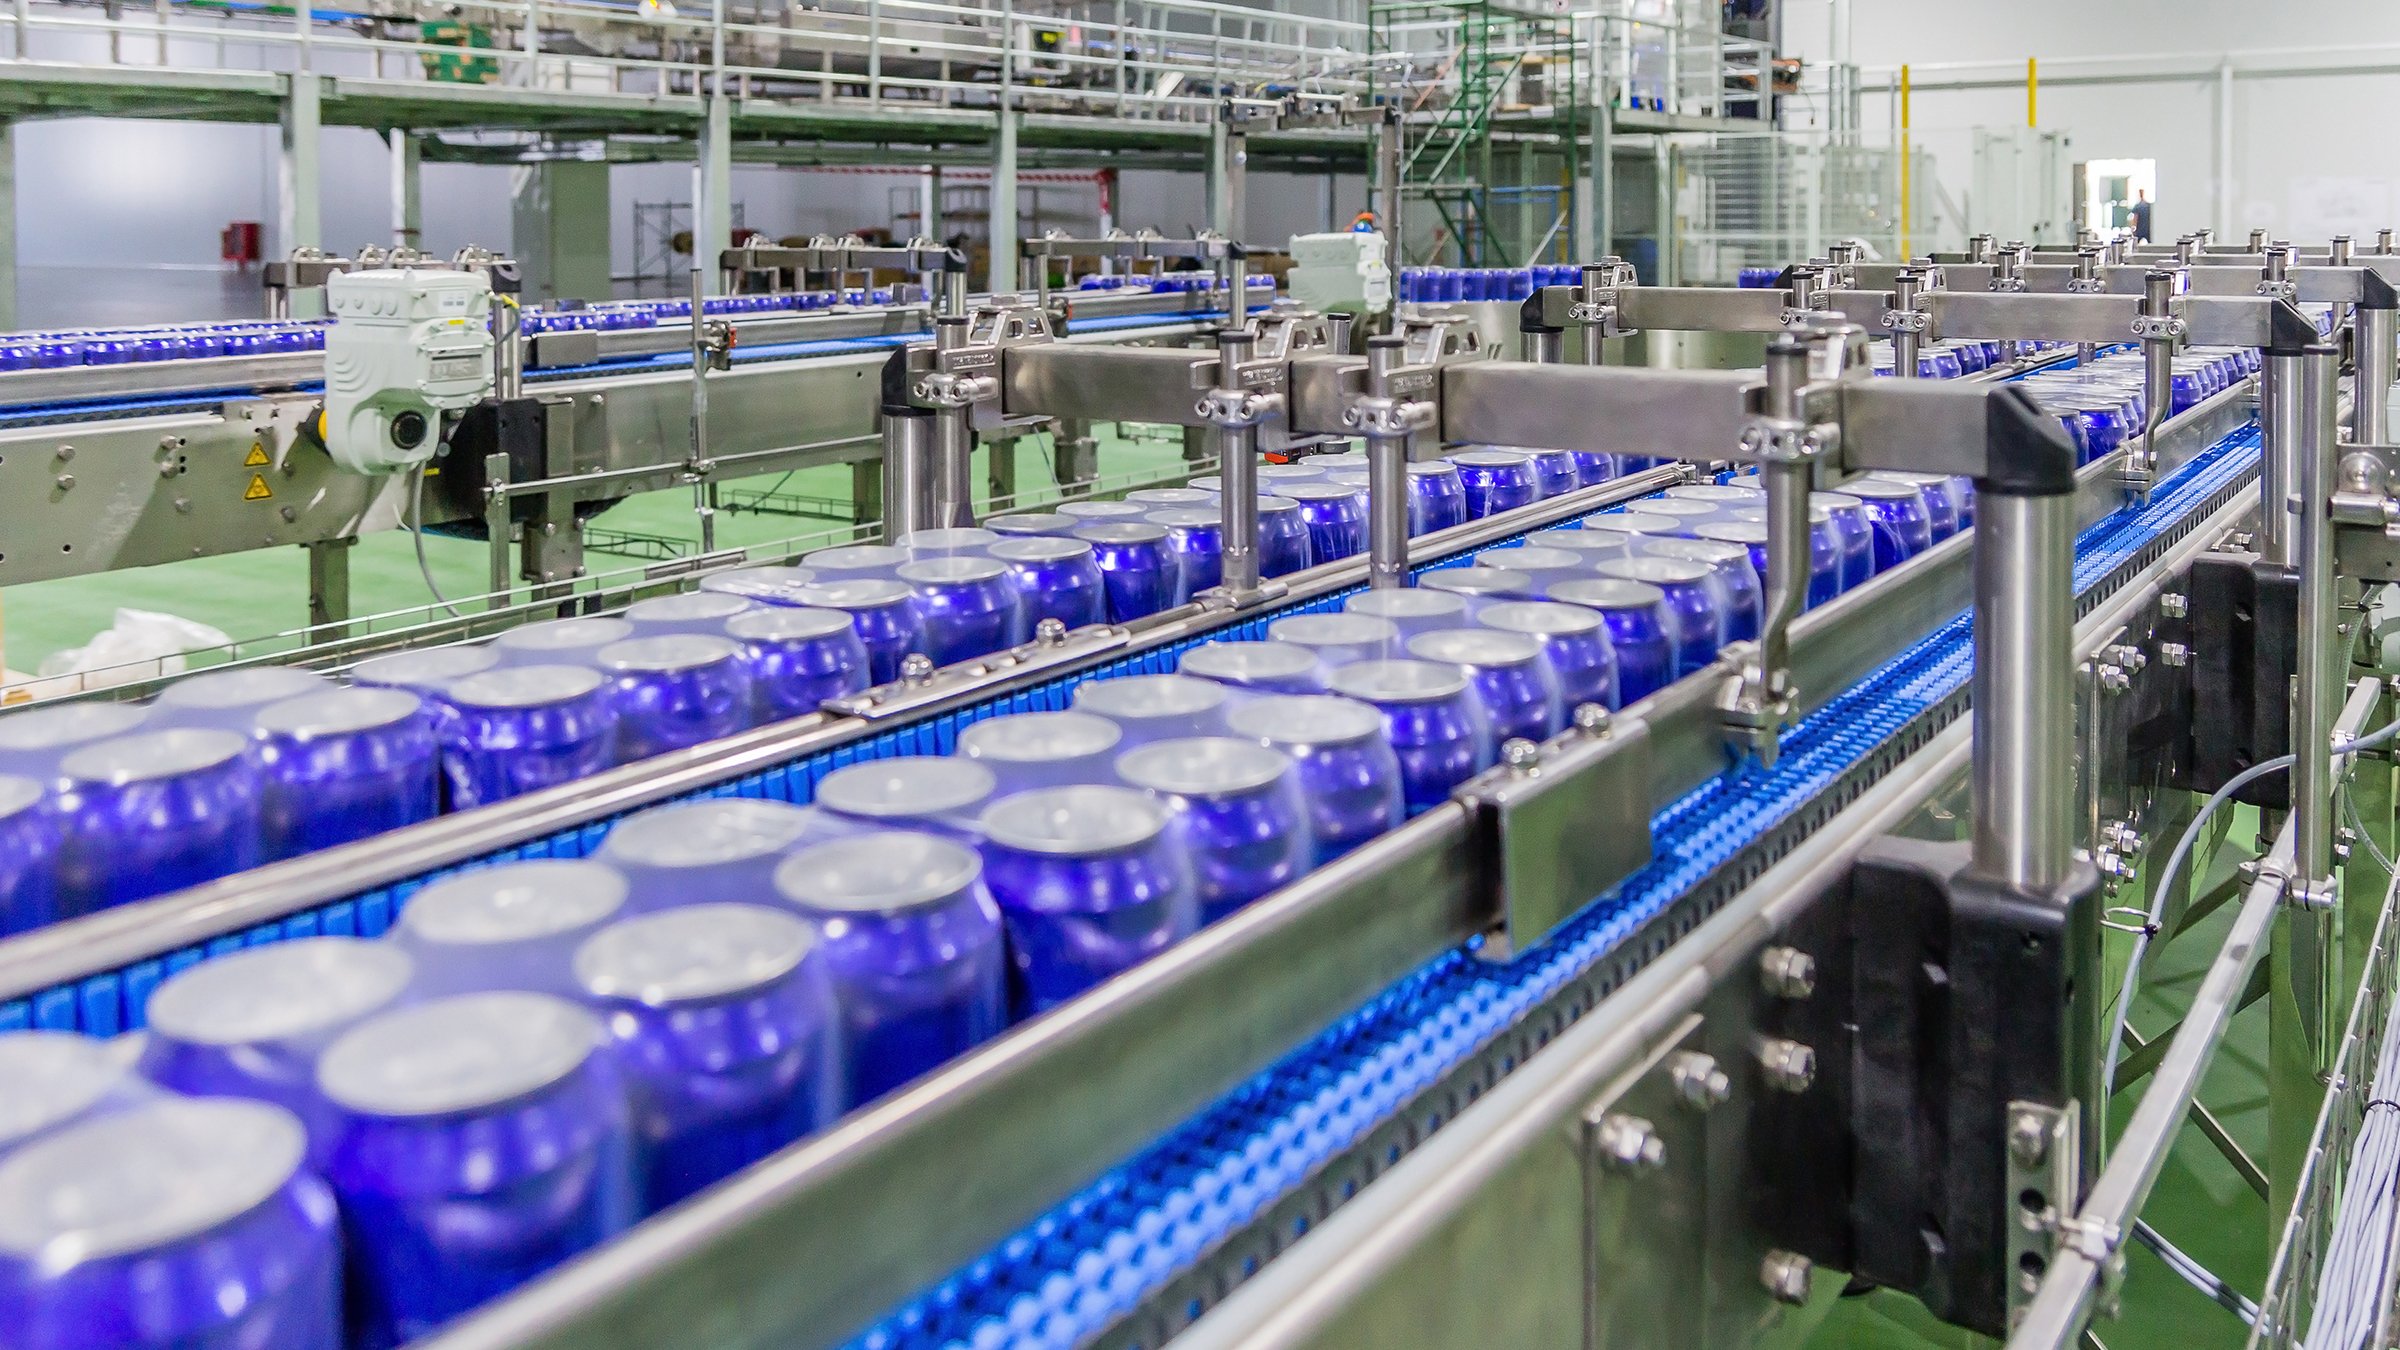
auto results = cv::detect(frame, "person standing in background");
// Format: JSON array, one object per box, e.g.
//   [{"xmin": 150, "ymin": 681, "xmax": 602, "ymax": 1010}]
[{"xmin": 2130, "ymin": 189, "xmax": 2154, "ymax": 243}]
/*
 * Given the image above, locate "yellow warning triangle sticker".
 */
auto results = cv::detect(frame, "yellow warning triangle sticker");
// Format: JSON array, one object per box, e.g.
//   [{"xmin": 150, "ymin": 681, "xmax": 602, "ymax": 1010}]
[
  {"xmin": 243, "ymin": 444, "xmax": 270, "ymax": 467},
  {"xmin": 243, "ymin": 474, "xmax": 273, "ymax": 501}
]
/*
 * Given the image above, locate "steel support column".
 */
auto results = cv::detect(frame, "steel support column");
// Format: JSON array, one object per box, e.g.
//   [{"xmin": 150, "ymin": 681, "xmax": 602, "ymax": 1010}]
[
  {"xmin": 390, "ymin": 130, "xmax": 422, "ymax": 251},
  {"xmin": 696, "ymin": 90, "xmax": 734, "ymax": 272},
  {"xmin": 1969, "ymin": 490, "xmax": 2076, "ymax": 892},
  {"xmin": 279, "ymin": 74, "xmax": 323, "ymax": 318},
  {"xmin": 989, "ymin": 111, "xmax": 1020, "ymax": 294}
]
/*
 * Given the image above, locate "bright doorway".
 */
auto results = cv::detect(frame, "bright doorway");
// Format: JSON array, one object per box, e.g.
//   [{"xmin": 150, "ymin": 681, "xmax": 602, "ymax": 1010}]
[{"xmin": 2078, "ymin": 158, "xmax": 2158, "ymax": 240}]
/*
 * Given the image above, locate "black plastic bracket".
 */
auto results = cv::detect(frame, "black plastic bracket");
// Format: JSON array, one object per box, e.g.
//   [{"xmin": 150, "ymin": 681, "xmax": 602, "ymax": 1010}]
[
  {"xmin": 1979, "ymin": 384, "xmax": 2083, "ymax": 496},
  {"xmin": 1518, "ymin": 290, "xmax": 1564, "ymax": 335},
  {"xmin": 880, "ymin": 346, "xmax": 917, "ymax": 415},
  {"xmin": 428, "ymin": 396, "xmax": 549, "ymax": 531},
  {"xmin": 1755, "ymin": 838, "xmax": 2101, "ymax": 1337},
  {"xmin": 2179, "ymin": 551, "xmax": 2298, "ymax": 805}
]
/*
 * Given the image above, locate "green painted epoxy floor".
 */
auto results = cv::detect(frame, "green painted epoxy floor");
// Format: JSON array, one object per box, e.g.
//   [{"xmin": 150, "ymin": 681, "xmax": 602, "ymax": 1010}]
[{"xmin": 1, "ymin": 426, "xmax": 1199, "ymax": 677}]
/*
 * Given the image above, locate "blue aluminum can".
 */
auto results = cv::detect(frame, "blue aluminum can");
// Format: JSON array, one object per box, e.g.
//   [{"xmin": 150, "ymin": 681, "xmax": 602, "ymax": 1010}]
[
  {"xmin": 1344, "ymin": 587, "xmax": 1473, "ymax": 639},
  {"xmin": 153, "ymin": 666, "xmax": 333, "ymax": 735},
  {"xmin": 1477, "ymin": 600, "xmax": 1619, "ymax": 712},
  {"xmin": 623, "ymin": 591, "xmax": 756, "ymax": 638},
  {"xmin": 1116, "ymin": 738, "xmax": 1311, "ymax": 926},
  {"xmin": 1609, "ymin": 509, "xmax": 1692, "ymax": 538},
  {"xmin": 1420, "ymin": 565, "xmax": 1539, "ymax": 603},
  {"xmin": 350, "ymin": 645, "xmax": 500, "ymax": 701},
  {"xmin": 317, "ymin": 992, "xmax": 636, "ymax": 1350},
  {"xmin": 956, "ymin": 711, "xmax": 1125, "ymax": 793},
  {"xmin": 817, "ymin": 756, "xmax": 996, "ymax": 840},
  {"xmin": 250, "ymin": 688, "xmax": 438, "ymax": 860},
  {"xmin": 1056, "ymin": 500, "xmax": 1150, "ymax": 523},
  {"xmin": 597, "ymin": 798, "xmax": 843, "ymax": 911},
  {"xmin": 1528, "ymin": 525, "xmax": 1638, "ymax": 561},
  {"xmin": 1147, "ymin": 507, "xmax": 1227, "ymax": 599},
  {"xmin": 1072, "ymin": 522, "xmax": 1180, "ymax": 621},
  {"xmin": 1840, "ymin": 478, "xmax": 1935, "ymax": 569},
  {"xmin": 1179, "ymin": 640, "xmax": 1327, "ymax": 695},
  {"xmin": 774, "ymin": 831, "xmax": 1008, "ymax": 1103},
  {"xmin": 800, "ymin": 543, "xmax": 912, "ymax": 582},
  {"xmin": 1521, "ymin": 449, "xmax": 1581, "ymax": 499},
  {"xmin": 1406, "ymin": 628, "xmax": 1564, "ymax": 745},
  {"xmin": 1446, "ymin": 449, "xmax": 1539, "ymax": 519},
  {"xmin": 0, "ymin": 1032, "xmax": 145, "ymax": 1161},
  {"xmin": 1546, "ymin": 578, "xmax": 1677, "ymax": 702},
  {"xmin": 1870, "ymin": 471, "xmax": 1969, "ymax": 541},
  {"xmin": 1280, "ymin": 482, "xmax": 1368, "ymax": 561},
  {"xmin": 1666, "ymin": 483, "xmax": 1764, "ymax": 508},
  {"xmin": 1571, "ymin": 451, "xmax": 1617, "ymax": 487},
  {"xmin": 1324, "ymin": 659, "xmax": 1495, "ymax": 812},
  {"xmin": 1641, "ymin": 537, "xmax": 1764, "ymax": 643},
  {"xmin": 899, "ymin": 526, "xmax": 1002, "ymax": 558},
  {"xmin": 490, "ymin": 616, "xmax": 635, "ymax": 668},
  {"xmin": 1071, "ymin": 673, "xmax": 1230, "ymax": 744},
  {"xmin": 790, "ymin": 578, "xmax": 923, "ymax": 685},
  {"xmin": 597, "ymin": 635, "xmax": 755, "ymax": 763},
  {"xmin": 1474, "ymin": 545, "xmax": 1595, "ymax": 593},
  {"xmin": 898, "ymin": 556, "xmax": 1025, "ymax": 663},
  {"xmin": 728, "ymin": 607, "xmax": 871, "ymax": 721},
  {"xmin": 436, "ymin": 665, "xmax": 617, "ymax": 810},
  {"xmin": 1808, "ymin": 493, "xmax": 1876, "ymax": 590},
  {"xmin": 699, "ymin": 565, "xmax": 820, "ymax": 607},
  {"xmin": 1690, "ymin": 520, "xmax": 1842, "ymax": 610},
  {"xmin": 0, "ymin": 701, "xmax": 151, "ymax": 782},
  {"xmin": 0, "ymin": 1098, "xmax": 340, "ymax": 1350},
  {"xmin": 1595, "ymin": 556, "xmax": 1724, "ymax": 675},
  {"xmin": 573, "ymin": 904, "xmax": 841, "ymax": 1213},
  {"xmin": 1268, "ymin": 612, "xmax": 1405, "ymax": 668},
  {"xmin": 53, "ymin": 729, "xmax": 257, "ymax": 916},
  {"xmin": 1406, "ymin": 461, "xmax": 1470, "ymax": 535},
  {"xmin": 975, "ymin": 785, "xmax": 1197, "ymax": 1013},
  {"xmin": 395, "ymin": 857, "xmax": 629, "ymax": 998},
  {"xmin": 0, "ymin": 776, "xmax": 57, "ymax": 938},
  {"xmin": 1256, "ymin": 495, "xmax": 1315, "ymax": 576},
  {"xmin": 1258, "ymin": 462, "xmax": 1326, "ymax": 487},
  {"xmin": 1632, "ymin": 498, "xmax": 1724, "ymax": 531},
  {"xmin": 984, "ymin": 511, "xmax": 1079, "ymax": 538},
  {"xmin": 1123, "ymin": 487, "xmax": 1215, "ymax": 509},
  {"xmin": 136, "ymin": 937, "xmax": 414, "ymax": 1163},
  {"xmin": 1223, "ymin": 694, "xmax": 1404, "ymax": 861}
]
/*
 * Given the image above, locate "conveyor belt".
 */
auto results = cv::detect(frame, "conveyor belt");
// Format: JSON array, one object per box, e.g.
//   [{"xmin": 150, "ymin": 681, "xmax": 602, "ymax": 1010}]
[{"xmin": 835, "ymin": 421, "xmax": 2269, "ymax": 1350}]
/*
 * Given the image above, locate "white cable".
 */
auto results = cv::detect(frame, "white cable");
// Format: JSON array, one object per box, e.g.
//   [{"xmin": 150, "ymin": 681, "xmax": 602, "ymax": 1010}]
[
  {"xmin": 410, "ymin": 460, "xmax": 465, "ymax": 620},
  {"xmin": 2131, "ymin": 1220, "xmax": 2258, "ymax": 1325}
]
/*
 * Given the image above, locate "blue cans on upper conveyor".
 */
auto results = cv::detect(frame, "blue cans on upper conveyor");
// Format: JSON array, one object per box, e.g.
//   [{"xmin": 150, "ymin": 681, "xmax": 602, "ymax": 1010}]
[
  {"xmin": 316, "ymin": 992, "xmax": 636, "ymax": 1350},
  {"xmin": 792, "ymin": 579, "xmax": 922, "ymax": 685},
  {"xmin": 52, "ymin": 728, "xmax": 258, "ymax": 916},
  {"xmin": 598, "ymin": 797, "xmax": 840, "ymax": 910},
  {"xmin": 393, "ymin": 858, "xmax": 630, "ymax": 998},
  {"xmin": 1406, "ymin": 628, "xmax": 1564, "ymax": 746},
  {"xmin": 596, "ymin": 635, "xmax": 755, "ymax": 763},
  {"xmin": 151, "ymin": 665, "xmax": 332, "ymax": 735},
  {"xmin": 1115, "ymin": 737, "xmax": 1311, "ymax": 926},
  {"xmin": 956, "ymin": 711, "xmax": 1126, "ymax": 793},
  {"xmin": 975, "ymin": 785, "xmax": 1198, "ymax": 1014},
  {"xmin": 0, "ymin": 775, "xmax": 58, "ymax": 937},
  {"xmin": 623, "ymin": 591, "xmax": 756, "ymax": 637},
  {"xmin": 1073, "ymin": 522, "xmax": 1180, "ymax": 621},
  {"xmin": 774, "ymin": 831, "xmax": 1009, "ymax": 1105},
  {"xmin": 1476, "ymin": 600, "xmax": 1620, "ymax": 712},
  {"xmin": 1279, "ymin": 482, "xmax": 1367, "ymax": 561},
  {"xmin": 1223, "ymin": 693, "xmax": 1405, "ymax": 861},
  {"xmin": 490, "ymin": 616, "xmax": 635, "ymax": 668},
  {"xmin": 1547, "ymin": 577, "xmax": 1676, "ymax": 703},
  {"xmin": 574, "ymin": 903, "xmax": 841, "ymax": 1213},
  {"xmin": 727, "ymin": 607, "xmax": 871, "ymax": 722},
  {"xmin": 698, "ymin": 564, "xmax": 820, "ymax": 606},
  {"xmin": 437, "ymin": 665, "xmax": 618, "ymax": 809},
  {"xmin": 251, "ymin": 687, "xmax": 439, "ymax": 861},
  {"xmin": 0, "ymin": 700, "xmax": 152, "ymax": 782},
  {"xmin": 1324, "ymin": 659, "xmax": 1494, "ymax": 813},
  {"xmin": 0, "ymin": 1097, "xmax": 341, "ymax": 1350},
  {"xmin": 988, "ymin": 537, "xmax": 1109, "ymax": 633}
]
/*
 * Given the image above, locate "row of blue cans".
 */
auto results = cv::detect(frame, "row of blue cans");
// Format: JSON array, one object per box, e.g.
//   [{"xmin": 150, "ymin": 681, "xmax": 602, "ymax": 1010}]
[
  {"xmin": 0, "ymin": 322, "xmax": 330, "ymax": 371},
  {"xmin": 1395, "ymin": 264, "xmax": 1589, "ymax": 305},
  {"xmin": 0, "ymin": 450, "xmax": 1991, "ymax": 1348}
]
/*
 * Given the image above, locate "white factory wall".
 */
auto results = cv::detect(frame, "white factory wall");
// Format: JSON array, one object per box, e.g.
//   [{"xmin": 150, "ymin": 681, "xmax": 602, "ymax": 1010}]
[{"xmin": 1781, "ymin": 0, "xmax": 2400, "ymax": 244}]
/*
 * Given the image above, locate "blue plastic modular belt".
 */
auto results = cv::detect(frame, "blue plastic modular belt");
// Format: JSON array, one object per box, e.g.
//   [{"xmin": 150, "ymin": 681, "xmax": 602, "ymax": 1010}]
[{"xmin": 839, "ymin": 423, "xmax": 2269, "ymax": 1350}]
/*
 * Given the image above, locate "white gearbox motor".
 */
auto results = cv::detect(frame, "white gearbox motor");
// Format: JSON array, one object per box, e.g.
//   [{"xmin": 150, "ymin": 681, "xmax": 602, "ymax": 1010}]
[{"xmin": 322, "ymin": 268, "xmax": 496, "ymax": 475}]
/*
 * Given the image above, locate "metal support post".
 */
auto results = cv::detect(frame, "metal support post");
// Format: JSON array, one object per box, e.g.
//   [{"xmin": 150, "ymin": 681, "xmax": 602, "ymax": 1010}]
[
  {"xmin": 929, "ymin": 317, "xmax": 978, "ymax": 528},
  {"xmin": 1375, "ymin": 109, "xmax": 1404, "ymax": 253},
  {"xmin": 1889, "ymin": 268, "xmax": 1924, "ymax": 379},
  {"xmin": 2357, "ymin": 300, "xmax": 2396, "ymax": 447},
  {"xmin": 278, "ymin": 74, "xmax": 323, "ymax": 319},
  {"xmin": 305, "ymin": 537, "xmax": 353, "ymax": 641},
  {"xmin": 2290, "ymin": 340, "xmax": 2345, "ymax": 1061},
  {"xmin": 0, "ymin": 121, "xmax": 15, "ymax": 332},
  {"xmin": 1362, "ymin": 336, "xmax": 1415, "ymax": 591},
  {"xmin": 1208, "ymin": 327, "xmax": 1262, "ymax": 594},
  {"xmin": 1969, "ymin": 489, "xmax": 2077, "ymax": 892},
  {"xmin": 696, "ymin": 89, "xmax": 733, "ymax": 273},
  {"xmin": 880, "ymin": 409, "xmax": 938, "ymax": 542},
  {"xmin": 686, "ymin": 265, "xmax": 724, "ymax": 554},
  {"xmin": 989, "ymin": 111, "xmax": 1020, "ymax": 294},
  {"xmin": 1722, "ymin": 335, "xmax": 1816, "ymax": 766},
  {"xmin": 2262, "ymin": 344, "xmax": 2304, "ymax": 567},
  {"xmin": 389, "ymin": 130, "xmax": 421, "ymax": 251}
]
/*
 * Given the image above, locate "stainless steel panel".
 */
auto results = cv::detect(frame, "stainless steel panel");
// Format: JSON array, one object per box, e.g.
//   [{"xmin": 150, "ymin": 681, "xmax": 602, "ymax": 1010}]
[
  {"xmin": 1437, "ymin": 362, "xmax": 1757, "ymax": 459},
  {"xmin": 1618, "ymin": 287, "xmax": 1794, "ymax": 334},
  {"xmin": 999, "ymin": 342, "xmax": 1220, "ymax": 426},
  {"xmin": 1924, "ymin": 291, "xmax": 2140, "ymax": 346},
  {"xmin": 1464, "ymin": 716, "xmax": 1656, "ymax": 958},
  {"xmin": 1836, "ymin": 377, "xmax": 2006, "ymax": 477},
  {"xmin": 0, "ymin": 350, "xmax": 320, "ymax": 408}
]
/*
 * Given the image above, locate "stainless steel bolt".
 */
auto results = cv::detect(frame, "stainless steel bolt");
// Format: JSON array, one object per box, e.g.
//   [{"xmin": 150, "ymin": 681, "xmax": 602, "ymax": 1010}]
[
  {"xmin": 1594, "ymin": 1113, "xmax": 1666, "ymax": 1172},
  {"xmin": 1571, "ymin": 702, "xmax": 1611, "ymax": 735},
  {"xmin": 1759, "ymin": 946, "xmax": 1816, "ymax": 999},
  {"xmin": 899, "ymin": 653, "xmax": 937, "ymax": 685},
  {"xmin": 1761, "ymin": 1250, "xmax": 1814, "ymax": 1305},
  {"xmin": 1670, "ymin": 1052, "xmax": 1731, "ymax": 1110},
  {"xmin": 1757, "ymin": 1038, "xmax": 1816, "ymax": 1093},
  {"xmin": 2008, "ymin": 1109, "xmax": 2050, "ymax": 1166},
  {"xmin": 2160, "ymin": 642, "xmax": 2190, "ymax": 668},
  {"xmin": 1502, "ymin": 738, "xmax": 1541, "ymax": 773},
  {"xmin": 1034, "ymin": 617, "xmax": 1069, "ymax": 646},
  {"xmin": 52, "ymin": 473, "xmax": 72, "ymax": 491}
]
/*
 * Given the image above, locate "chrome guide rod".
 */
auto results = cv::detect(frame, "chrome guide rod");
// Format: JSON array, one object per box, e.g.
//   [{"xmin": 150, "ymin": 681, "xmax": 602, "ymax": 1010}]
[
  {"xmin": 2261, "ymin": 337, "xmax": 2303, "ymax": 566},
  {"xmin": 1969, "ymin": 489, "xmax": 2077, "ymax": 892},
  {"xmin": 2139, "ymin": 267, "xmax": 2178, "ymax": 482},
  {"xmin": 2294, "ymin": 339, "xmax": 2345, "ymax": 1066},
  {"xmin": 688, "ymin": 262, "xmax": 717, "ymax": 553},
  {"xmin": 878, "ymin": 408, "xmax": 938, "ymax": 544},
  {"xmin": 2358, "ymin": 300, "xmax": 2396, "ymax": 447},
  {"xmin": 930, "ymin": 315, "xmax": 977, "ymax": 528},
  {"xmin": 1363, "ymin": 335, "xmax": 1412, "ymax": 591},
  {"xmin": 1212, "ymin": 326, "xmax": 1262, "ymax": 593},
  {"xmin": 1890, "ymin": 267, "xmax": 1924, "ymax": 379}
]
